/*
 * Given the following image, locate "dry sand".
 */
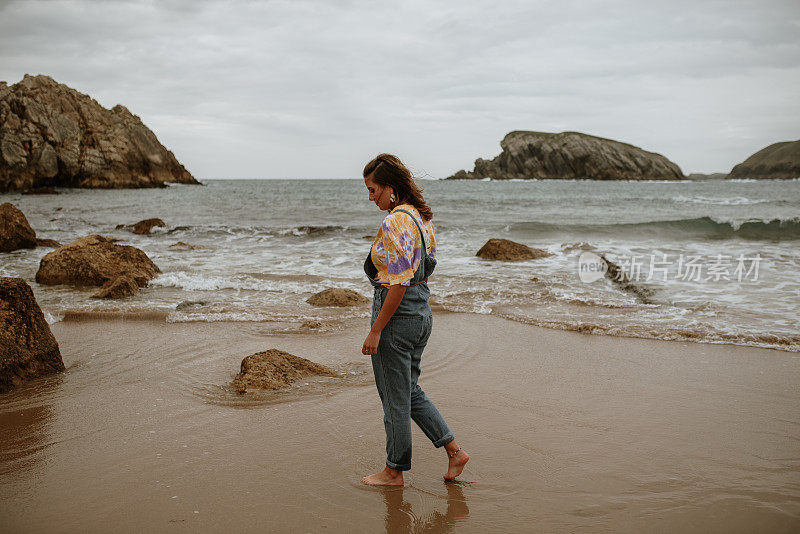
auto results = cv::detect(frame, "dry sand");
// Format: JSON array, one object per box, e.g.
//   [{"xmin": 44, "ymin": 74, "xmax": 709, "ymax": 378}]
[{"xmin": 1, "ymin": 311, "xmax": 798, "ymax": 533}]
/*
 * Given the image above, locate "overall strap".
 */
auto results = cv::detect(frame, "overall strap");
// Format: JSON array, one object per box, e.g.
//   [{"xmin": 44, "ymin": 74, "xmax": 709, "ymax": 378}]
[{"xmin": 391, "ymin": 208, "xmax": 428, "ymax": 258}]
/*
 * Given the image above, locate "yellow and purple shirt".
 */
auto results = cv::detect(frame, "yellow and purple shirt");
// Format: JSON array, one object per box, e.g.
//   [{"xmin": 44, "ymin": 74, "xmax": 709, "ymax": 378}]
[{"xmin": 370, "ymin": 204, "xmax": 437, "ymax": 287}]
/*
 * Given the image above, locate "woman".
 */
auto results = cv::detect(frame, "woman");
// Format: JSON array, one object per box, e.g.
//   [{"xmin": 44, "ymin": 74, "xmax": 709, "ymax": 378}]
[{"xmin": 361, "ymin": 153, "xmax": 469, "ymax": 486}]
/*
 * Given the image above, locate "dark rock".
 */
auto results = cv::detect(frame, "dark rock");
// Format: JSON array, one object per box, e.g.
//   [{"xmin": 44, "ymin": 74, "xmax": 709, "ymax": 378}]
[
  {"xmin": 168, "ymin": 241, "xmax": 198, "ymax": 250},
  {"xmin": 726, "ymin": 139, "xmax": 800, "ymax": 180},
  {"xmin": 232, "ymin": 349, "xmax": 335, "ymax": 394},
  {"xmin": 446, "ymin": 131, "xmax": 684, "ymax": 180},
  {"xmin": 306, "ymin": 288, "xmax": 369, "ymax": 307},
  {"xmin": 600, "ymin": 254, "xmax": 654, "ymax": 304},
  {"xmin": 0, "ymin": 277, "xmax": 65, "ymax": 393},
  {"xmin": 35, "ymin": 234, "xmax": 160, "ymax": 298},
  {"xmin": 476, "ymin": 238, "xmax": 552, "ymax": 261},
  {"xmin": 132, "ymin": 218, "xmax": 166, "ymax": 235},
  {"xmin": 90, "ymin": 275, "xmax": 139, "ymax": 299},
  {"xmin": 22, "ymin": 187, "xmax": 60, "ymax": 194},
  {"xmin": 0, "ymin": 74, "xmax": 201, "ymax": 192},
  {"xmin": 35, "ymin": 237, "xmax": 61, "ymax": 248},
  {"xmin": 176, "ymin": 300, "xmax": 206, "ymax": 310},
  {"xmin": 0, "ymin": 202, "xmax": 37, "ymax": 252}
]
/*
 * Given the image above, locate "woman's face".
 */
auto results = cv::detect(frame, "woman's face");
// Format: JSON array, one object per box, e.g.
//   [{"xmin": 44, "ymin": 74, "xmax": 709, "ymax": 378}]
[{"xmin": 364, "ymin": 173, "xmax": 393, "ymax": 211}]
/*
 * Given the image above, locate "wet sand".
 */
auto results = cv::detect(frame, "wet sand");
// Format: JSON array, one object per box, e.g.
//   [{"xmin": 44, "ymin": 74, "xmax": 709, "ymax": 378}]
[{"xmin": 1, "ymin": 312, "xmax": 798, "ymax": 533}]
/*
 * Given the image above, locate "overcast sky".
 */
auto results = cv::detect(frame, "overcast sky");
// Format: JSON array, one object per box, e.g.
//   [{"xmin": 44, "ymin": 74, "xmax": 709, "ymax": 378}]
[{"xmin": 1, "ymin": 0, "xmax": 798, "ymax": 178}]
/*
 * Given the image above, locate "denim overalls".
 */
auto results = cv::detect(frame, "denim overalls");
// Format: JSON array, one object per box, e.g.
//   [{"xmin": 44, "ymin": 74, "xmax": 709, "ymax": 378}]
[{"xmin": 364, "ymin": 208, "xmax": 454, "ymax": 471}]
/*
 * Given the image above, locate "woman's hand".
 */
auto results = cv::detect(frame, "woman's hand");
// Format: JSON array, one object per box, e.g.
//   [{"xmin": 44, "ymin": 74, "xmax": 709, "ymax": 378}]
[{"xmin": 362, "ymin": 329, "xmax": 381, "ymax": 356}]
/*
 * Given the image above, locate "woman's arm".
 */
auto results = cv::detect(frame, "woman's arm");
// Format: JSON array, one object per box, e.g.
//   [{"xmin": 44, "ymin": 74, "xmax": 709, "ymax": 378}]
[{"xmin": 362, "ymin": 284, "xmax": 407, "ymax": 355}]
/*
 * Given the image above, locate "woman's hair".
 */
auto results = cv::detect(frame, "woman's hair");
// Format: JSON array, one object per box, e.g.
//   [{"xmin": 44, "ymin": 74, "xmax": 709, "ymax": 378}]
[{"xmin": 363, "ymin": 153, "xmax": 433, "ymax": 221}]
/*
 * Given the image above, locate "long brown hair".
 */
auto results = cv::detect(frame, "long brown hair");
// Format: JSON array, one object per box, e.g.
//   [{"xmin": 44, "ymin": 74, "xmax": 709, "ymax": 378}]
[{"xmin": 363, "ymin": 154, "xmax": 433, "ymax": 222}]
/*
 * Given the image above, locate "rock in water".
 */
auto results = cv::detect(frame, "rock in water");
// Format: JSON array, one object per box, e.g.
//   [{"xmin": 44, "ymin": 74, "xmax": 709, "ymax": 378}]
[
  {"xmin": 0, "ymin": 277, "xmax": 65, "ymax": 393},
  {"xmin": 476, "ymin": 238, "xmax": 552, "ymax": 261},
  {"xmin": 132, "ymin": 218, "xmax": 166, "ymax": 235},
  {"xmin": 0, "ymin": 74, "xmax": 201, "ymax": 192},
  {"xmin": 0, "ymin": 202, "xmax": 37, "ymax": 252},
  {"xmin": 306, "ymin": 288, "xmax": 369, "ymax": 307},
  {"xmin": 35, "ymin": 234, "xmax": 160, "ymax": 297},
  {"xmin": 232, "ymin": 349, "xmax": 335, "ymax": 394},
  {"xmin": 447, "ymin": 131, "xmax": 684, "ymax": 180},
  {"xmin": 727, "ymin": 139, "xmax": 800, "ymax": 180}
]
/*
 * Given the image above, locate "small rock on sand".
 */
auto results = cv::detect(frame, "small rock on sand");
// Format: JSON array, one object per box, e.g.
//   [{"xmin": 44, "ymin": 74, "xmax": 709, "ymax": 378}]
[{"xmin": 232, "ymin": 349, "xmax": 336, "ymax": 394}]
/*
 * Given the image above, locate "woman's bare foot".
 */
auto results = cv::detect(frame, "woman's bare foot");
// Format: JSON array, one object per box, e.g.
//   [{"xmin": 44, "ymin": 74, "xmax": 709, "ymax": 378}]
[
  {"xmin": 444, "ymin": 448, "xmax": 469, "ymax": 480},
  {"xmin": 361, "ymin": 466, "xmax": 404, "ymax": 486}
]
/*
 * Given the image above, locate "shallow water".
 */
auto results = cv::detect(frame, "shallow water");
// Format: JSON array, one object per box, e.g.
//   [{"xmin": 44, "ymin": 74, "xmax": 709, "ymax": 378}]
[{"xmin": 1, "ymin": 313, "xmax": 798, "ymax": 532}]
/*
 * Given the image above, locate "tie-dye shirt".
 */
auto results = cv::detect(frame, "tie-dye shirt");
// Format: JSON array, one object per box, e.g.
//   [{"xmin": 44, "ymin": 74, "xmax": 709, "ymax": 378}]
[{"xmin": 370, "ymin": 203, "xmax": 437, "ymax": 287}]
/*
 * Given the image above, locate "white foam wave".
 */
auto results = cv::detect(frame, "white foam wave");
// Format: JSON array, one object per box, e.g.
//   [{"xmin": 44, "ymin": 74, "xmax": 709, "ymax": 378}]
[{"xmin": 673, "ymin": 195, "xmax": 769, "ymax": 206}]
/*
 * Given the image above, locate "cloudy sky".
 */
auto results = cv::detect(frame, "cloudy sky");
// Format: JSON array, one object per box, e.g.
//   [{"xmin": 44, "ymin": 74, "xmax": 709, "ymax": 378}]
[{"xmin": 1, "ymin": 0, "xmax": 798, "ymax": 178}]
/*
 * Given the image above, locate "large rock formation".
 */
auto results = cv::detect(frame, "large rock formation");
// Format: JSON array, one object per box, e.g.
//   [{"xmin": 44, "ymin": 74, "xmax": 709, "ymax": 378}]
[
  {"xmin": 727, "ymin": 139, "xmax": 800, "ymax": 180},
  {"xmin": 447, "ymin": 131, "xmax": 684, "ymax": 180},
  {"xmin": 0, "ymin": 74, "xmax": 201, "ymax": 192},
  {"xmin": 35, "ymin": 234, "xmax": 160, "ymax": 298},
  {"xmin": 1, "ymin": 277, "xmax": 65, "ymax": 393}
]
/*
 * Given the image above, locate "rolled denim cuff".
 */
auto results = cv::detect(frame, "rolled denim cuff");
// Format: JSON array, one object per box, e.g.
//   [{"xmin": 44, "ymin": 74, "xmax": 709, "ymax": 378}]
[
  {"xmin": 386, "ymin": 459, "xmax": 411, "ymax": 471},
  {"xmin": 433, "ymin": 433, "xmax": 455, "ymax": 448}
]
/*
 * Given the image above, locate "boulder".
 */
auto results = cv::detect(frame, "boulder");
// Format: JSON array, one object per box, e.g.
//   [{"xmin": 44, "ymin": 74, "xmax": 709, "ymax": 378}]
[
  {"xmin": 726, "ymin": 139, "xmax": 800, "ymax": 180},
  {"xmin": 476, "ymin": 238, "xmax": 552, "ymax": 261},
  {"xmin": 0, "ymin": 202, "xmax": 37, "ymax": 251},
  {"xmin": 446, "ymin": 130, "xmax": 684, "ymax": 180},
  {"xmin": 0, "ymin": 74, "xmax": 201, "ymax": 192},
  {"xmin": 600, "ymin": 254, "xmax": 654, "ymax": 304},
  {"xmin": 232, "ymin": 349, "xmax": 335, "ymax": 394},
  {"xmin": 132, "ymin": 218, "xmax": 166, "ymax": 235},
  {"xmin": 306, "ymin": 288, "xmax": 369, "ymax": 307},
  {"xmin": 90, "ymin": 275, "xmax": 139, "ymax": 299},
  {"xmin": 35, "ymin": 234, "xmax": 160, "ymax": 298},
  {"xmin": 168, "ymin": 241, "xmax": 198, "ymax": 250},
  {"xmin": 0, "ymin": 277, "xmax": 65, "ymax": 393}
]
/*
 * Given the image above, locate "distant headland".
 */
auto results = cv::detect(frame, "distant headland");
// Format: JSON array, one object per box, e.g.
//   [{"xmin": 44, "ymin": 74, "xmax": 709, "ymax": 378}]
[{"xmin": 0, "ymin": 74, "xmax": 201, "ymax": 192}]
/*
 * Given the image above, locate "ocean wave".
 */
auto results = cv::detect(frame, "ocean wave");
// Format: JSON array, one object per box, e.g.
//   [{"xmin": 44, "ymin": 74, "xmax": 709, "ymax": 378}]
[
  {"xmin": 671, "ymin": 195, "xmax": 773, "ymax": 206},
  {"xmin": 165, "ymin": 224, "xmax": 351, "ymax": 238},
  {"xmin": 511, "ymin": 216, "xmax": 800, "ymax": 240}
]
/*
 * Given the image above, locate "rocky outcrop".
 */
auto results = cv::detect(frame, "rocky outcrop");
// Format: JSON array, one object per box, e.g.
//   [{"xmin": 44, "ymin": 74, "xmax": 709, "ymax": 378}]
[
  {"xmin": 232, "ymin": 349, "xmax": 335, "ymax": 394},
  {"xmin": 306, "ymin": 288, "xmax": 369, "ymax": 307},
  {"xmin": 0, "ymin": 202, "xmax": 37, "ymax": 251},
  {"xmin": 1, "ymin": 277, "xmax": 65, "ymax": 393},
  {"xmin": 0, "ymin": 74, "xmax": 201, "ymax": 192},
  {"xmin": 447, "ymin": 131, "xmax": 684, "ymax": 180},
  {"xmin": 476, "ymin": 238, "xmax": 552, "ymax": 261},
  {"xmin": 727, "ymin": 139, "xmax": 800, "ymax": 180},
  {"xmin": 35, "ymin": 234, "xmax": 160, "ymax": 298}
]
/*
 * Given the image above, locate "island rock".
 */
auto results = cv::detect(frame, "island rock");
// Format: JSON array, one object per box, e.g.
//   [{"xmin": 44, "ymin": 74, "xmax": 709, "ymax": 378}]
[
  {"xmin": 447, "ymin": 131, "xmax": 684, "ymax": 180},
  {"xmin": 727, "ymin": 139, "xmax": 800, "ymax": 180}
]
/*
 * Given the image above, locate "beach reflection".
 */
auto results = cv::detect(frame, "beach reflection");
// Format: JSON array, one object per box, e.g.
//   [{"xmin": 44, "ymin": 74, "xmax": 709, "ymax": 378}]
[{"xmin": 381, "ymin": 482, "xmax": 470, "ymax": 533}]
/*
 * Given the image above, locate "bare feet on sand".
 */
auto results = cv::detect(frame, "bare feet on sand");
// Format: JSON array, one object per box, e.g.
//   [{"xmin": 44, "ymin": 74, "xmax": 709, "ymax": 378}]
[
  {"xmin": 361, "ymin": 466, "xmax": 404, "ymax": 486},
  {"xmin": 444, "ymin": 447, "xmax": 470, "ymax": 480}
]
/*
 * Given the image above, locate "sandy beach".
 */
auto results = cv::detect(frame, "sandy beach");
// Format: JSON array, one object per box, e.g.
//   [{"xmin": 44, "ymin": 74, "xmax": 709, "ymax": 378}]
[{"xmin": 1, "ymin": 311, "xmax": 798, "ymax": 533}]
